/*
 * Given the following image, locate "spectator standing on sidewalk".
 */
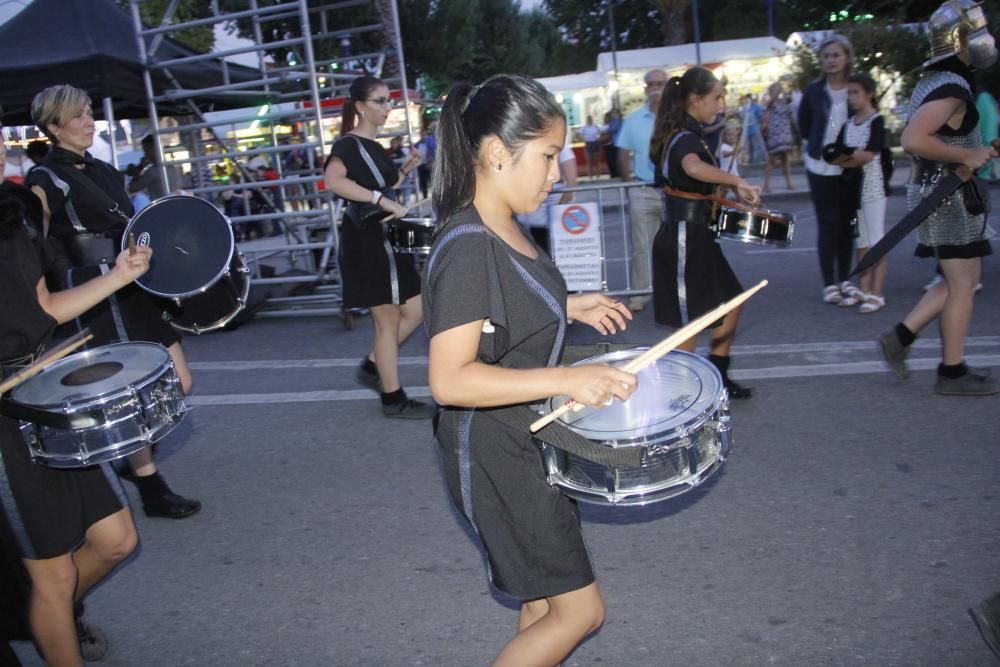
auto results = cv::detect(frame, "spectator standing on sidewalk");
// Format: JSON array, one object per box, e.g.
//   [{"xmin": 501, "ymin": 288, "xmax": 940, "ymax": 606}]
[
  {"xmin": 615, "ymin": 68, "xmax": 668, "ymax": 312},
  {"xmin": 602, "ymin": 109, "xmax": 622, "ymax": 178},
  {"xmin": 762, "ymin": 82, "xmax": 795, "ymax": 192},
  {"xmin": 798, "ymin": 33, "xmax": 857, "ymax": 305},
  {"xmin": 577, "ymin": 115, "xmax": 602, "ymax": 179}
]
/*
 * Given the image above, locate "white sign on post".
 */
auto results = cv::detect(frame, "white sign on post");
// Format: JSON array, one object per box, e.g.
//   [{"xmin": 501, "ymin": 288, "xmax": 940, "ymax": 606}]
[{"xmin": 549, "ymin": 202, "xmax": 603, "ymax": 292}]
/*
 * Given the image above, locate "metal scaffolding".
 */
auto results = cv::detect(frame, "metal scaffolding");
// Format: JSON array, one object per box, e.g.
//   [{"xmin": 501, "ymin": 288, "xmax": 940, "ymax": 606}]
[{"xmin": 128, "ymin": 0, "xmax": 414, "ymax": 321}]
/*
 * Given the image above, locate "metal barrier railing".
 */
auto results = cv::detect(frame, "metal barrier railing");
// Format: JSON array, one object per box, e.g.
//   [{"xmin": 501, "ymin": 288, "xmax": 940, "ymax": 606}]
[{"xmin": 541, "ymin": 179, "xmax": 657, "ymax": 298}]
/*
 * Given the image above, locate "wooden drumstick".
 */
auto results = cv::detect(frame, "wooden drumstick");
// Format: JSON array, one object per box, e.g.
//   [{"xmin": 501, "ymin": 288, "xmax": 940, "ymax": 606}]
[
  {"xmin": 529, "ymin": 280, "xmax": 768, "ymax": 433},
  {"xmin": 127, "ymin": 232, "xmax": 137, "ymax": 256},
  {"xmin": 0, "ymin": 330, "xmax": 94, "ymax": 395}
]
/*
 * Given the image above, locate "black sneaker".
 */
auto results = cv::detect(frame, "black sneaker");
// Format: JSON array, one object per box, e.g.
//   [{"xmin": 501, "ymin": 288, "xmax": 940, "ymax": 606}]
[
  {"xmin": 76, "ymin": 617, "xmax": 108, "ymax": 662},
  {"xmin": 382, "ymin": 398, "xmax": 436, "ymax": 419},
  {"xmin": 877, "ymin": 330, "xmax": 910, "ymax": 380},
  {"xmin": 143, "ymin": 492, "xmax": 202, "ymax": 519},
  {"xmin": 356, "ymin": 361, "xmax": 381, "ymax": 393},
  {"xmin": 934, "ymin": 368, "xmax": 998, "ymax": 396},
  {"xmin": 725, "ymin": 380, "xmax": 752, "ymax": 400}
]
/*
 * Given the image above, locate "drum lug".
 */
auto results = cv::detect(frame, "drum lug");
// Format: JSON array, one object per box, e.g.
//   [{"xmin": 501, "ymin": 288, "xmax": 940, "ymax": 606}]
[{"xmin": 173, "ymin": 297, "xmax": 182, "ymax": 307}]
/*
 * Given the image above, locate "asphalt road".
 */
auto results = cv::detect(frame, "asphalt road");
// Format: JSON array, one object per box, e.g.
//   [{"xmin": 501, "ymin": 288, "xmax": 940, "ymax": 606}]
[{"xmin": 12, "ymin": 187, "xmax": 1000, "ymax": 666}]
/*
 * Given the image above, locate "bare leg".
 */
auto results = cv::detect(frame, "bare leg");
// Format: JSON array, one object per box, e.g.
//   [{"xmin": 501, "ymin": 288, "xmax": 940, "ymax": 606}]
[
  {"xmin": 938, "ymin": 257, "xmax": 981, "ymax": 365},
  {"xmin": 370, "ymin": 304, "xmax": 404, "ymax": 392},
  {"xmin": 782, "ymin": 152, "xmax": 793, "ymax": 189},
  {"xmin": 395, "ymin": 295, "xmax": 424, "ymax": 347},
  {"xmin": 22, "ymin": 555, "xmax": 83, "ymax": 667},
  {"xmin": 708, "ymin": 306, "xmax": 741, "ymax": 357},
  {"xmin": 856, "ymin": 248, "xmax": 872, "ymax": 295},
  {"xmin": 71, "ymin": 508, "xmax": 137, "ymax": 600},
  {"xmin": 518, "ymin": 598, "xmax": 550, "ymax": 632},
  {"xmin": 763, "ymin": 156, "xmax": 772, "ymax": 192},
  {"xmin": 871, "ymin": 256, "xmax": 888, "ymax": 298},
  {"xmin": 492, "ymin": 582, "xmax": 605, "ymax": 667},
  {"xmin": 902, "ymin": 279, "xmax": 948, "ymax": 336}
]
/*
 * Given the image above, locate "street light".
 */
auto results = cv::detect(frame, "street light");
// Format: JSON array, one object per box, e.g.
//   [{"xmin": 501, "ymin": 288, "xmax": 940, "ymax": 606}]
[{"xmin": 607, "ymin": 0, "xmax": 621, "ymax": 109}]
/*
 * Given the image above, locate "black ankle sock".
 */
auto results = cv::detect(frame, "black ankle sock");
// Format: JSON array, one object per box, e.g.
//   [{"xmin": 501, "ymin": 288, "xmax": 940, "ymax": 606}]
[
  {"xmin": 132, "ymin": 472, "xmax": 171, "ymax": 499},
  {"xmin": 361, "ymin": 358, "xmax": 377, "ymax": 374},
  {"xmin": 895, "ymin": 323, "xmax": 916, "ymax": 347},
  {"xmin": 708, "ymin": 354, "xmax": 731, "ymax": 380},
  {"xmin": 381, "ymin": 388, "xmax": 406, "ymax": 405},
  {"xmin": 937, "ymin": 362, "xmax": 968, "ymax": 379}
]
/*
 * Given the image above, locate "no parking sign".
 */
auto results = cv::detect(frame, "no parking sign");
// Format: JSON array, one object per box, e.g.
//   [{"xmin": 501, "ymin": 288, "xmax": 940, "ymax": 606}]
[{"xmin": 549, "ymin": 202, "xmax": 602, "ymax": 291}]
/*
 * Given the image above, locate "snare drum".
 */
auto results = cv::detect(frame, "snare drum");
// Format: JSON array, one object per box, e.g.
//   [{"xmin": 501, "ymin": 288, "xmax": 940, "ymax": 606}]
[
  {"xmin": 715, "ymin": 206, "xmax": 794, "ymax": 247},
  {"xmin": 124, "ymin": 195, "xmax": 248, "ymax": 333},
  {"xmin": 387, "ymin": 217, "xmax": 435, "ymax": 254},
  {"xmin": 540, "ymin": 349, "xmax": 732, "ymax": 506},
  {"xmin": 10, "ymin": 343, "xmax": 187, "ymax": 469}
]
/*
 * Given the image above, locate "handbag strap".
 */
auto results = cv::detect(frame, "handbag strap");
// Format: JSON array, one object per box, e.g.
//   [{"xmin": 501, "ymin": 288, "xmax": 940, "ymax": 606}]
[
  {"xmin": 38, "ymin": 163, "xmax": 131, "ymax": 232},
  {"xmin": 346, "ymin": 135, "xmax": 387, "ymax": 190}
]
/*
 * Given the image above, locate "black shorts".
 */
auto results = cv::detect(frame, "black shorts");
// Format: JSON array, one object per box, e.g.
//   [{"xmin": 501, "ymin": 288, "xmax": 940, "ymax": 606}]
[{"xmin": 0, "ymin": 416, "xmax": 127, "ymax": 561}]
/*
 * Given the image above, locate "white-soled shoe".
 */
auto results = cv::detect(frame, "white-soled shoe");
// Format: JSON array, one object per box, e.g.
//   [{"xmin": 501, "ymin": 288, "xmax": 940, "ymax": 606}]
[
  {"xmin": 858, "ymin": 294, "xmax": 885, "ymax": 313},
  {"xmin": 822, "ymin": 285, "xmax": 843, "ymax": 304}
]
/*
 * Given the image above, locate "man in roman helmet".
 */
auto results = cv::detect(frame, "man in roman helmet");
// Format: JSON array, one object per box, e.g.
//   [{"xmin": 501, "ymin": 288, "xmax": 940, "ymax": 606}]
[{"xmin": 877, "ymin": 0, "xmax": 999, "ymax": 396}]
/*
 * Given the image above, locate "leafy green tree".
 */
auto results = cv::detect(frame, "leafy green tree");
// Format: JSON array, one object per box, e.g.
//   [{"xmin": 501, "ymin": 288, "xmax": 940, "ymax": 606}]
[{"xmin": 117, "ymin": 0, "xmax": 215, "ymax": 52}]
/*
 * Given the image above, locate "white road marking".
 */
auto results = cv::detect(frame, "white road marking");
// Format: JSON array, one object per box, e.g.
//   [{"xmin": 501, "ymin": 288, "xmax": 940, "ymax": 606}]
[
  {"xmin": 744, "ymin": 246, "xmax": 817, "ymax": 254},
  {"xmin": 185, "ymin": 349, "xmax": 1000, "ymax": 407}
]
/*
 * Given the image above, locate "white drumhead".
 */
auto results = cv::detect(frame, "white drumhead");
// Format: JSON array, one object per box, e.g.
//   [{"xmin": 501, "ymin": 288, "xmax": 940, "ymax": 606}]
[
  {"xmin": 12, "ymin": 343, "xmax": 171, "ymax": 408},
  {"xmin": 551, "ymin": 349, "xmax": 724, "ymax": 445}
]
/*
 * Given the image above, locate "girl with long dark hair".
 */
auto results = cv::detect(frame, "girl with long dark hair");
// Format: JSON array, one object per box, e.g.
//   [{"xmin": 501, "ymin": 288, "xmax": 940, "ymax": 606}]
[
  {"xmin": 423, "ymin": 74, "xmax": 636, "ymax": 665},
  {"xmin": 649, "ymin": 66, "xmax": 761, "ymax": 399},
  {"xmin": 323, "ymin": 76, "xmax": 433, "ymax": 418}
]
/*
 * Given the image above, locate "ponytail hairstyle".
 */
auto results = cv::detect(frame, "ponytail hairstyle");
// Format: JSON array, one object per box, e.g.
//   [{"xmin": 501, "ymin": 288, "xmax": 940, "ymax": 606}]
[
  {"xmin": 340, "ymin": 75, "xmax": 385, "ymax": 136},
  {"xmin": 649, "ymin": 66, "xmax": 719, "ymax": 167},
  {"xmin": 848, "ymin": 71, "xmax": 879, "ymax": 108},
  {"xmin": 432, "ymin": 74, "xmax": 565, "ymax": 233}
]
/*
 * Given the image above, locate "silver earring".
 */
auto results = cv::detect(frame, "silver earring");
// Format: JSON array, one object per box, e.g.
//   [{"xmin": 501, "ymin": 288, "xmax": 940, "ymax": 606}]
[
  {"xmin": 360, "ymin": 110, "xmax": 366, "ymax": 120},
  {"xmin": 494, "ymin": 163, "xmax": 502, "ymax": 172}
]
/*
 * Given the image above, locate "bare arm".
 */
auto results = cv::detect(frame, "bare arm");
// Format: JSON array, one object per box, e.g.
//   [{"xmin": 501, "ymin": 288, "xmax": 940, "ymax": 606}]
[
  {"xmin": 618, "ymin": 149, "xmax": 633, "ymax": 181},
  {"xmin": 323, "ymin": 155, "xmax": 407, "ymax": 219},
  {"xmin": 681, "ymin": 154, "xmax": 761, "ymax": 204},
  {"xmin": 36, "ymin": 247, "xmax": 151, "ymax": 324},
  {"xmin": 901, "ymin": 98, "xmax": 996, "ymax": 168},
  {"xmin": 558, "ymin": 157, "xmax": 578, "ymax": 205},
  {"xmin": 428, "ymin": 320, "xmax": 635, "ymax": 409},
  {"xmin": 835, "ymin": 150, "xmax": 875, "ymax": 168},
  {"xmin": 29, "ymin": 185, "xmax": 51, "ymax": 237}
]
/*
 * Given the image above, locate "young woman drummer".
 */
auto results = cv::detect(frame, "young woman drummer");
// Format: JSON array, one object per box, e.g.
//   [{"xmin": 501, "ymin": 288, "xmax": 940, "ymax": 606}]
[
  {"xmin": 649, "ymin": 66, "xmax": 762, "ymax": 399},
  {"xmin": 423, "ymin": 74, "xmax": 637, "ymax": 666},
  {"xmin": 0, "ymin": 186, "xmax": 149, "ymax": 665},
  {"xmin": 323, "ymin": 76, "xmax": 433, "ymax": 419}
]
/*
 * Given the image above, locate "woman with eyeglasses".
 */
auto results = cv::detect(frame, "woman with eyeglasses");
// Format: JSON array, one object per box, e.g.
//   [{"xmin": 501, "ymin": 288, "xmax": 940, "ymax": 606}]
[{"xmin": 323, "ymin": 76, "xmax": 433, "ymax": 419}]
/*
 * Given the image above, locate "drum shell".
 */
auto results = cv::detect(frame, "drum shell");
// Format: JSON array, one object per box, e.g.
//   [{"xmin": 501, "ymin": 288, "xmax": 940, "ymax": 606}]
[
  {"xmin": 160, "ymin": 252, "xmax": 251, "ymax": 334},
  {"xmin": 11, "ymin": 343, "xmax": 187, "ymax": 469},
  {"xmin": 715, "ymin": 207, "xmax": 794, "ymax": 247},
  {"xmin": 540, "ymin": 349, "xmax": 732, "ymax": 506},
  {"xmin": 387, "ymin": 218, "xmax": 435, "ymax": 254}
]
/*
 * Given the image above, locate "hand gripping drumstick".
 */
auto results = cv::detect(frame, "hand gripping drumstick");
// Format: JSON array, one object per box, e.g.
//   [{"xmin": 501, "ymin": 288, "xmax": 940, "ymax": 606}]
[
  {"xmin": 127, "ymin": 232, "xmax": 137, "ymax": 256},
  {"xmin": 529, "ymin": 280, "xmax": 768, "ymax": 433},
  {"xmin": 0, "ymin": 329, "xmax": 94, "ymax": 395}
]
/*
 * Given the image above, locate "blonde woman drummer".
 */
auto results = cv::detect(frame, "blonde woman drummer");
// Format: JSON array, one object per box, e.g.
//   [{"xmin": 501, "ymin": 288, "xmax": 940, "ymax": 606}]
[
  {"xmin": 424, "ymin": 74, "xmax": 635, "ymax": 666},
  {"xmin": 26, "ymin": 84, "xmax": 200, "ymax": 519}
]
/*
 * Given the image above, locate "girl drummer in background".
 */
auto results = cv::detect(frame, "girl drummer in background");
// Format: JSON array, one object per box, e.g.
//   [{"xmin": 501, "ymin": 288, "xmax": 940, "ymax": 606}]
[
  {"xmin": 26, "ymin": 85, "xmax": 200, "ymax": 519},
  {"xmin": 649, "ymin": 66, "xmax": 761, "ymax": 399},
  {"xmin": 323, "ymin": 76, "xmax": 433, "ymax": 419},
  {"xmin": 423, "ymin": 74, "xmax": 636, "ymax": 665},
  {"xmin": 0, "ymin": 184, "xmax": 149, "ymax": 665},
  {"xmin": 828, "ymin": 72, "xmax": 890, "ymax": 313}
]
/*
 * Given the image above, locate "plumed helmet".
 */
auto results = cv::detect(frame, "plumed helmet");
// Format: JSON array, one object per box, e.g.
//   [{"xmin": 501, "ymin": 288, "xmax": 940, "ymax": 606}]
[{"xmin": 925, "ymin": 0, "xmax": 997, "ymax": 68}]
